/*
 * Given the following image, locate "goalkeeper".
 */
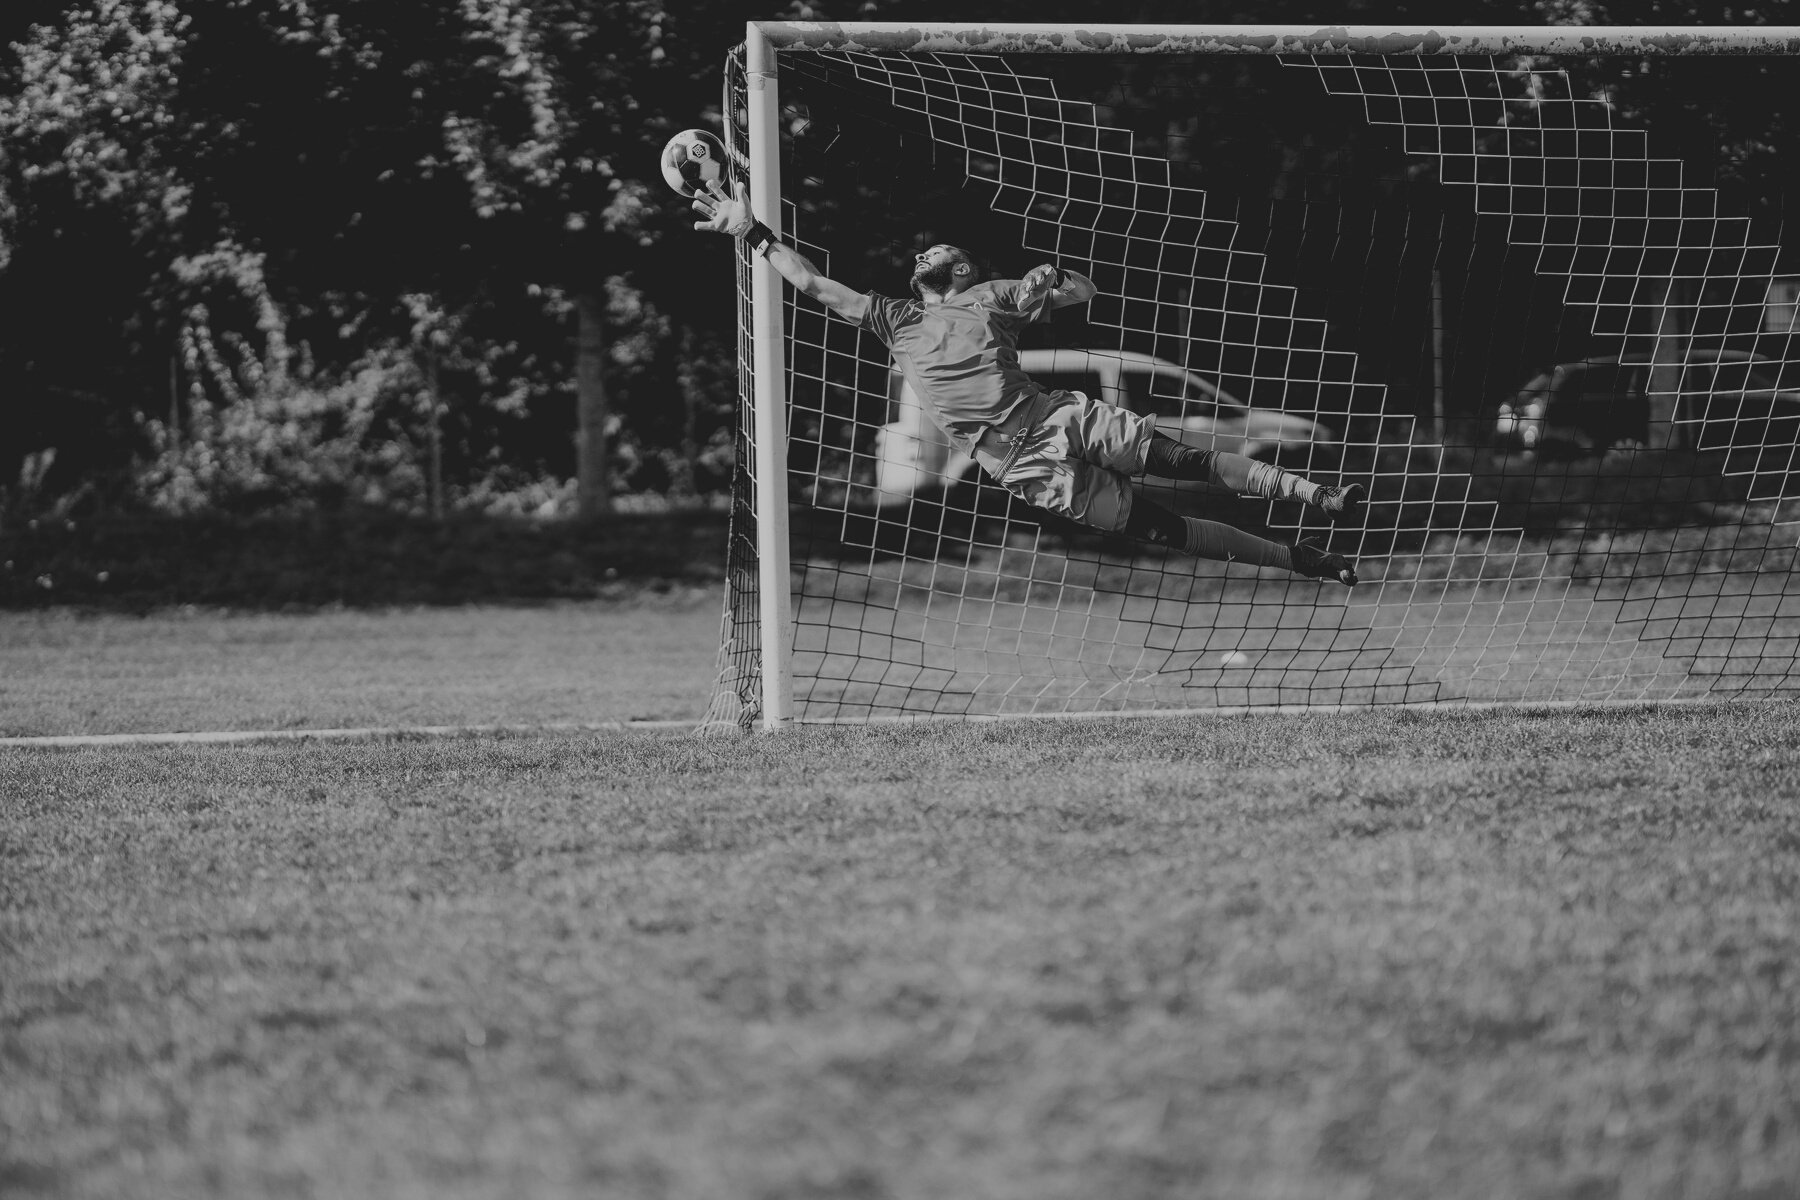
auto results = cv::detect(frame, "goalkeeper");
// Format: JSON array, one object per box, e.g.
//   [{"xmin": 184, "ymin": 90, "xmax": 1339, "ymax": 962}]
[{"xmin": 694, "ymin": 181, "xmax": 1364, "ymax": 585}]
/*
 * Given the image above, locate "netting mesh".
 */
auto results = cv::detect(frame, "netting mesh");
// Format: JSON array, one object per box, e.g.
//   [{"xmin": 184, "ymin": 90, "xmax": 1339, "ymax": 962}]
[{"xmin": 703, "ymin": 46, "xmax": 1800, "ymax": 729}]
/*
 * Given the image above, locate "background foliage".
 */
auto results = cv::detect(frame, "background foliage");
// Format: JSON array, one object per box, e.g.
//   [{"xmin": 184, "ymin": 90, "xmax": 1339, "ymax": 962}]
[{"xmin": 0, "ymin": 0, "xmax": 1794, "ymax": 525}]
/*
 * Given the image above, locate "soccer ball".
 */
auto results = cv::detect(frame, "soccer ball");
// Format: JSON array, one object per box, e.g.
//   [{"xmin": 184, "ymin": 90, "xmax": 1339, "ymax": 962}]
[{"xmin": 660, "ymin": 128, "xmax": 728, "ymax": 198}]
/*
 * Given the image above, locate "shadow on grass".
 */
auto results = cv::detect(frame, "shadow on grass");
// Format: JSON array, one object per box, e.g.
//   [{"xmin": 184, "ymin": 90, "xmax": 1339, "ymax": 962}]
[{"xmin": 0, "ymin": 509, "xmax": 729, "ymax": 610}]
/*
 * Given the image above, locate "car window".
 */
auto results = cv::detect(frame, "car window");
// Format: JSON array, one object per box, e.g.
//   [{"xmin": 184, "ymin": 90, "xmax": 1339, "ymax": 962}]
[
  {"xmin": 1115, "ymin": 370, "xmax": 1194, "ymax": 418},
  {"xmin": 1180, "ymin": 374, "xmax": 1225, "ymax": 419},
  {"xmin": 1767, "ymin": 360, "xmax": 1800, "ymax": 391},
  {"xmin": 1512, "ymin": 372, "xmax": 1553, "ymax": 402},
  {"xmin": 1705, "ymin": 361, "xmax": 1794, "ymax": 393},
  {"xmin": 1559, "ymin": 364, "xmax": 1642, "ymax": 405},
  {"xmin": 1565, "ymin": 365, "xmax": 1610, "ymax": 401},
  {"xmin": 1117, "ymin": 370, "xmax": 1154, "ymax": 413},
  {"xmin": 1551, "ymin": 367, "xmax": 1591, "ymax": 403},
  {"xmin": 1118, "ymin": 369, "xmax": 1227, "ymax": 420},
  {"xmin": 1680, "ymin": 364, "xmax": 1714, "ymax": 395},
  {"xmin": 1685, "ymin": 360, "xmax": 1800, "ymax": 394},
  {"xmin": 1036, "ymin": 370, "xmax": 1105, "ymax": 400},
  {"xmin": 1705, "ymin": 362, "xmax": 1756, "ymax": 393}
]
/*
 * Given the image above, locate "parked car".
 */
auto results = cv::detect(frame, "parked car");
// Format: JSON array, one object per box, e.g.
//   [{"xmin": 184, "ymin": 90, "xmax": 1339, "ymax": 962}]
[
  {"xmin": 1494, "ymin": 349, "xmax": 1800, "ymax": 456},
  {"xmin": 870, "ymin": 348, "xmax": 1339, "ymax": 508}
]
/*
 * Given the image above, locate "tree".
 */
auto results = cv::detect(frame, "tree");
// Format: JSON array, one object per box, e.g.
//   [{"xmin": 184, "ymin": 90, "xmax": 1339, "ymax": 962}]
[
  {"xmin": 19, "ymin": 0, "xmax": 1789, "ymax": 513},
  {"xmin": 0, "ymin": 0, "xmax": 748, "ymax": 512}
]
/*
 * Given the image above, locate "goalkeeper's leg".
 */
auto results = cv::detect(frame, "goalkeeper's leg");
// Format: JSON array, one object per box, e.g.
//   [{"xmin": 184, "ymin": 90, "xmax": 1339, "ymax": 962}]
[
  {"xmin": 972, "ymin": 396, "xmax": 1355, "ymax": 585},
  {"xmin": 1144, "ymin": 434, "xmax": 1364, "ymax": 521},
  {"xmin": 1123, "ymin": 492, "xmax": 1358, "ymax": 586}
]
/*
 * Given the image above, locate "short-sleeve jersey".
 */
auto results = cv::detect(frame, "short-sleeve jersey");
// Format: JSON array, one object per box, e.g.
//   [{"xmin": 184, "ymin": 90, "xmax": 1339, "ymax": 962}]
[{"xmin": 859, "ymin": 279, "xmax": 1053, "ymax": 453}]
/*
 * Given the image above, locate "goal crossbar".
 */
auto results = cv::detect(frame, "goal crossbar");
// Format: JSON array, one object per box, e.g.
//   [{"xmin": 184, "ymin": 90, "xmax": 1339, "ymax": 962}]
[{"xmin": 755, "ymin": 23, "xmax": 1800, "ymax": 57}]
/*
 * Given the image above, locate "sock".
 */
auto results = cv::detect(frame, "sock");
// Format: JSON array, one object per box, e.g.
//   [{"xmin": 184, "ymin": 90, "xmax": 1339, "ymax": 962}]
[
  {"xmin": 1124, "ymin": 493, "xmax": 1295, "ymax": 569},
  {"xmin": 1144, "ymin": 435, "xmax": 1319, "ymax": 505},
  {"xmin": 1241, "ymin": 458, "xmax": 1320, "ymax": 506},
  {"xmin": 1182, "ymin": 517, "xmax": 1293, "ymax": 570}
]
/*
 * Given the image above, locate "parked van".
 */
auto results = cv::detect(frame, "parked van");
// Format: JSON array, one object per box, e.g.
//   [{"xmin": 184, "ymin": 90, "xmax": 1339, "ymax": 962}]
[{"xmin": 871, "ymin": 349, "xmax": 1339, "ymax": 508}]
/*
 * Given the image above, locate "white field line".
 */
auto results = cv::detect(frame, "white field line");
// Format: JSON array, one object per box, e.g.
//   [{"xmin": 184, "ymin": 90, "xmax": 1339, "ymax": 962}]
[
  {"xmin": 793, "ymin": 694, "xmax": 1746, "ymax": 725},
  {"xmin": 0, "ymin": 695, "xmax": 1770, "ymax": 748},
  {"xmin": 0, "ymin": 720, "xmax": 698, "ymax": 749}
]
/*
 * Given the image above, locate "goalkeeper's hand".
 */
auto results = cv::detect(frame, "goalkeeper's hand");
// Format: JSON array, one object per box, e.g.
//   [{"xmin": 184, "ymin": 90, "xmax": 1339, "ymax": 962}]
[
  {"xmin": 1020, "ymin": 262, "xmax": 1068, "ymax": 304},
  {"xmin": 692, "ymin": 180, "xmax": 757, "ymax": 238}
]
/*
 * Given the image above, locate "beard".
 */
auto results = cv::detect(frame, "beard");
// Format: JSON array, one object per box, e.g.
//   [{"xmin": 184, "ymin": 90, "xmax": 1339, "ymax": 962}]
[{"xmin": 910, "ymin": 260, "xmax": 956, "ymax": 299}]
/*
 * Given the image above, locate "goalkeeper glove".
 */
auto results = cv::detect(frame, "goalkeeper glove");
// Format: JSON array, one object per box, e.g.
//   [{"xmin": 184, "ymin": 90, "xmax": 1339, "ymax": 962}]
[{"xmin": 693, "ymin": 181, "xmax": 775, "ymax": 253}]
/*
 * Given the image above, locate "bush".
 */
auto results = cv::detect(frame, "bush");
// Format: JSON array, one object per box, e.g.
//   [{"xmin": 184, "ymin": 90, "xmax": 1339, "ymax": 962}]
[
  {"xmin": 135, "ymin": 346, "xmax": 433, "ymax": 515},
  {"xmin": 0, "ymin": 509, "xmax": 730, "ymax": 609}
]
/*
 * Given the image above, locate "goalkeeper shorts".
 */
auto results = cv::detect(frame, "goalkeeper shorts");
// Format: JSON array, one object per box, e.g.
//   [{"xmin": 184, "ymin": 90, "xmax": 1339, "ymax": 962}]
[{"xmin": 972, "ymin": 388, "xmax": 1156, "ymax": 533}]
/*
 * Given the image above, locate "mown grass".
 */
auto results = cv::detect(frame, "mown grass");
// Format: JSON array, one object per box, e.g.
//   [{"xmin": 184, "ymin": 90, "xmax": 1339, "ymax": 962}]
[
  {"xmin": 0, "ymin": 597, "xmax": 720, "ymax": 737},
  {"xmin": 6, "ymin": 705, "xmax": 1800, "ymax": 1199}
]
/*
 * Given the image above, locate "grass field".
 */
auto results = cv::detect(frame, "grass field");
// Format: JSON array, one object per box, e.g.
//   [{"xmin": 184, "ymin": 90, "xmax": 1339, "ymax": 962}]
[
  {"xmin": 0, "ymin": 596, "xmax": 721, "ymax": 737},
  {"xmin": 788, "ymin": 530, "xmax": 1800, "ymax": 718},
  {"xmin": 5, "ymin": 601, "xmax": 1800, "ymax": 1199}
]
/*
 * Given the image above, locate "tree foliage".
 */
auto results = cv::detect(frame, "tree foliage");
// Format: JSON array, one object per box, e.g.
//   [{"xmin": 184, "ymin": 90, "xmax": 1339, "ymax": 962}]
[
  {"xmin": 4, "ymin": 0, "xmax": 1800, "ymax": 514},
  {"xmin": 0, "ymin": 0, "xmax": 761, "ymax": 512}
]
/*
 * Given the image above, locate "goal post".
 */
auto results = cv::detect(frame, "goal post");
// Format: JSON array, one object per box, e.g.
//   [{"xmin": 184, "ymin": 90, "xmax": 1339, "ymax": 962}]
[
  {"xmin": 745, "ymin": 22, "xmax": 793, "ymax": 731},
  {"xmin": 703, "ymin": 22, "xmax": 1800, "ymax": 732}
]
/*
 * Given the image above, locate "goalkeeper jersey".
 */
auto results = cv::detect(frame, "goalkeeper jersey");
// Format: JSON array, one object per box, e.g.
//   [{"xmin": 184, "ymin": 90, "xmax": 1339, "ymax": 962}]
[{"xmin": 860, "ymin": 279, "xmax": 1054, "ymax": 454}]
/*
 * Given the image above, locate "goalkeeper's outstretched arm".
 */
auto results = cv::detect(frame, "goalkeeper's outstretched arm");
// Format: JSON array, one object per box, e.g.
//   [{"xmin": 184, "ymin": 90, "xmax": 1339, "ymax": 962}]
[
  {"xmin": 693, "ymin": 181, "xmax": 869, "ymax": 323},
  {"xmin": 1017, "ymin": 262, "xmax": 1096, "ymax": 313}
]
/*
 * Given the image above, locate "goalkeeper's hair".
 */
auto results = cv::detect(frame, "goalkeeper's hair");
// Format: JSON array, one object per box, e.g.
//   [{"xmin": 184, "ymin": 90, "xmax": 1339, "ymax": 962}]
[{"xmin": 944, "ymin": 245, "xmax": 982, "ymax": 283}]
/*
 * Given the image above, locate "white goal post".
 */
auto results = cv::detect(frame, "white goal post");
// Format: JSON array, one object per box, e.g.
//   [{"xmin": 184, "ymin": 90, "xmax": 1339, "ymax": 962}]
[{"xmin": 707, "ymin": 22, "xmax": 1800, "ymax": 732}]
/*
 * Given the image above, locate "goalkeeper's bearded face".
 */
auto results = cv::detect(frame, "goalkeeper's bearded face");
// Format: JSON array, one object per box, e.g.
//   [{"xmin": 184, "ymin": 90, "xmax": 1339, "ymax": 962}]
[{"xmin": 910, "ymin": 244, "xmax": 978, "ymax": 299}]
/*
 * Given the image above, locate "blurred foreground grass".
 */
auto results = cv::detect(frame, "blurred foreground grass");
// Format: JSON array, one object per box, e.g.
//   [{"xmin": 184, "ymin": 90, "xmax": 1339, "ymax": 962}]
[{"xmin": 4, "ymin": 706, "xmax": 1800, "ymax": 1199}]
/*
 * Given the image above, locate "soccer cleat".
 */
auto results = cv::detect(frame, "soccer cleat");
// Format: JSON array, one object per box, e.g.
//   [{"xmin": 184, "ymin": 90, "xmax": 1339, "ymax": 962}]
[
  {"xmin": 1291, "ymin": 537, "xmax": 1358, "ymax": 587},
  {"xmin": 1312, "ymin": 482, "xmax": 1367, "ymax": 522}
]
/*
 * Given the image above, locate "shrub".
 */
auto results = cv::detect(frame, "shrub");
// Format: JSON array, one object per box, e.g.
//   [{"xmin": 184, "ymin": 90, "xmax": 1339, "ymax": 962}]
[{"xmin": 134, "ymin": 344, "xmax": 432, "ymax": 515}]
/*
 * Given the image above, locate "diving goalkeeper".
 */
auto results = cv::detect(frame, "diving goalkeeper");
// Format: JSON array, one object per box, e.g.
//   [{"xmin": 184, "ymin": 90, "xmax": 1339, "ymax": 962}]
[{"xmin": 694, "ymin": 181, "xmax": 1364, "ymax": 585}]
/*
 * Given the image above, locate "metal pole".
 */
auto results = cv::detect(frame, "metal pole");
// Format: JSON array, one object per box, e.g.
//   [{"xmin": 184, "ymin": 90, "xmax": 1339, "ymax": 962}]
[
  {"xmin": 746, "ymin": 23, "xmax": 794, "ymax": 731},
  {"xmin": 755, "ymin": 23, "xmax": 1800, "ymax": 56},
  {"xmin": 1431, "ymin": 267, "xmax": 1446, "ymax": 445}
]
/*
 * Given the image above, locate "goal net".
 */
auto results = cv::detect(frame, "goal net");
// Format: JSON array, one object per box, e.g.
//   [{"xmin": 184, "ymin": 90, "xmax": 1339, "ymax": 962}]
[{"xmin": 703, "ymin": 23, "xmax": 1800, "ymax": 731}]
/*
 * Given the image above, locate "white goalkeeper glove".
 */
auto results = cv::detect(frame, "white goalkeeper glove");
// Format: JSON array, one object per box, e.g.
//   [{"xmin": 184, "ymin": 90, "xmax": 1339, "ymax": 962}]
[
  {"xmin": 692, "ymin": 180, "xmax": 775, "ymax": 253},
  {"xmin": 1020, "ymin": 262, "xmax": 1068, "ymax": 306}
]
